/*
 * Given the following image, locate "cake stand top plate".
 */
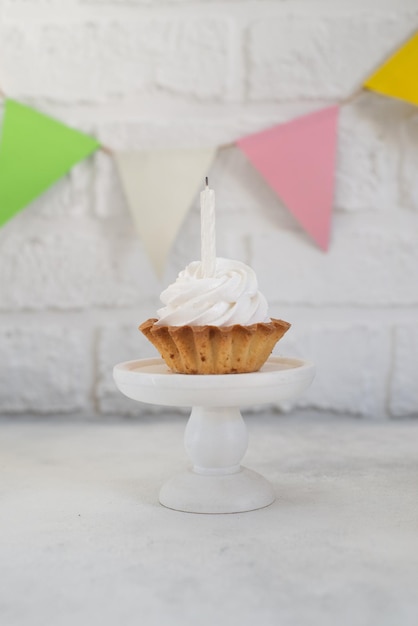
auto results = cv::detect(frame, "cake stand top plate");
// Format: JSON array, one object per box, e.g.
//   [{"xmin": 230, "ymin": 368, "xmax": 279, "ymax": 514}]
[{"xmin": 113, "ymin": 356, "xmax": 315, "ymax": 408}]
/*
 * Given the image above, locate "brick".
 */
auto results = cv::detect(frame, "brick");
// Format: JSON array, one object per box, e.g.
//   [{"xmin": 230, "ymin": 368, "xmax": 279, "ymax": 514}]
[
  {"xmin": 155, "ymin": 21, "xmax": 229, "ymax": 98},
  {"xmin": 2, "ymin": 0, "xmax": 79, "ymax": 11},
  {"xmin": 96, "ymin": 322, "xmax": 175, "ymax": 416},
  {"xmin": 247, "ymin": 15, "xmax": 413, "ymax": 100},
  {"xmin": 399, "ymin": 114, "xmax": 418, "ymax": 211},
  {"xmin": 0, "ymin": 324, "xmax": 91, "ymax": 414},
  {"xmin": 82, "ymin": 0, "xmax": 188, "ymax": 4},
  {"xmin": 389, "ymin": 325, "xmax": 418, "ymax": 417},
  {"xmin": 251, "ymin": 213, "xmax": 418, "ymax": 306},
  {"xmin": 1, "ymin": 19, "xmax": 230, "ymax": 101},
  {"xmin": 275, "ymin": 324, "xmax": 390, "ymax": 418},
  {"xmin": 167, "ymin": 209, "xmax": 201, "ymax": 274},
  {"xmin": 93, "ymin": 152, "xmax": 129, "ymax": 218},
  {"xmin": 95, "ymin": 118, "xmax": 242, "ymax": 152},
  {"xmin": 28, "ymin": 161, "xmax": 93, "ymax": 218},
  {"xmin": 336, "ymin": 95, "xmax": 405, "ymax": 212},
  {"xmin": 0, "ymin": 218, "xmax": 160, "ymax": 310}
]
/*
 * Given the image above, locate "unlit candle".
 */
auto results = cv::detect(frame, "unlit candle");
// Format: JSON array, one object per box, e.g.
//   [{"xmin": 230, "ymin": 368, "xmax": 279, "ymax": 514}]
[{"xmin": 200, "ymin": 178, "xmax": 216, "ymax": 277}]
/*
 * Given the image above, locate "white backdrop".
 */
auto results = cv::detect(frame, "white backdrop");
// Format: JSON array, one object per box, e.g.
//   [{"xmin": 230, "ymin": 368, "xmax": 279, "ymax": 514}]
[{"xmin": 0, "ymin": 0, "xmax": 417, "ymax": 419}]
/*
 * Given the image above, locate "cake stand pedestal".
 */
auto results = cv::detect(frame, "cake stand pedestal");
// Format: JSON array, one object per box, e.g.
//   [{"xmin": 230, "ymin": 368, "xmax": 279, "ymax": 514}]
[{"xmin": 113, "ymin": 356, "xmax": 315, "ymax": 514}]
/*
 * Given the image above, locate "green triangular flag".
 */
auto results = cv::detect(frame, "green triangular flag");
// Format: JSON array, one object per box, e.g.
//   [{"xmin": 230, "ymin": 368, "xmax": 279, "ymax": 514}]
[{"xmin": 0, "ymin": 99, "xmax": 100, "ymax": 226}]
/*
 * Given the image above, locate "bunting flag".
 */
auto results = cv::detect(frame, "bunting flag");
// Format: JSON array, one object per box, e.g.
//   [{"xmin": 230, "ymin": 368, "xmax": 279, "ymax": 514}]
[
  {"xmin": 114, "ymin": 148, "xmax": 216, "ymax": 277},
  {"xmin": 364, "ymin": 32, "xmax": 418, "ymax": 106},
  {"xmin": 236, "ymin": 106, "xmax": 339, "ymax": 250},
  {"xmin": 0, "ymin": 29, "xmax": 415, "ymax": 265},
  {"xmin": 0, "ymin": 99, "xmax": 100, "ymax": 227}
]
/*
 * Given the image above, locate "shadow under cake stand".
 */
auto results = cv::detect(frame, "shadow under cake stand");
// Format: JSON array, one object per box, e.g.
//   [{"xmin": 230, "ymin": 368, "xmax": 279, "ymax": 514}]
[{"xmin": 113, "ymin": 356, "xmax": 315, "ymax": 514}]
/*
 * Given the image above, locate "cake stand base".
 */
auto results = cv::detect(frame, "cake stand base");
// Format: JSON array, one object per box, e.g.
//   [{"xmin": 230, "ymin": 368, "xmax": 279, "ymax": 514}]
[
  {"xmin": 159, "ymin": 467, "xmax": 275, "ymax": 514},
  {"xmin": 113, "ymin": 356, "xmax": 315, "ymax": 515}
]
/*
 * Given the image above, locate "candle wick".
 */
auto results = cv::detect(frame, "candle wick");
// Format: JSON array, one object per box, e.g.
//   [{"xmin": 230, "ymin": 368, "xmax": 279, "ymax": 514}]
[{"xmin": 205, "ymin": 176, "xmax": 208, "ymax": 187}]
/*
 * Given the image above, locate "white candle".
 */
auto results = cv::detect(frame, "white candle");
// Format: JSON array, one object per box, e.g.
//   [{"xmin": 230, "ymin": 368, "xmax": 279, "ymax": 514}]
[{"xmin": 200, "ymin": 177, "xmax": 216, "ymax": 277}]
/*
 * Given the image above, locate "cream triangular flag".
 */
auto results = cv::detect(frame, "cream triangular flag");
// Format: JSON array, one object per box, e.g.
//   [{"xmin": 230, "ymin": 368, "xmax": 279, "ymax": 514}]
[{"xmin": 114, "ymin": 148, "xmax": 216, "ymax": 277}]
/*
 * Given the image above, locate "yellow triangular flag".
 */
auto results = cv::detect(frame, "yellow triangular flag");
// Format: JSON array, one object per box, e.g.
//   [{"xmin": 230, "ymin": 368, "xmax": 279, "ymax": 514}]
[
  {"xmin": 114, "ymin": 148, "xmax": 216, "ymax": 277},
  {"xmin": 364, "ymin": 32, "xmax": 418, "ymax": 106}
]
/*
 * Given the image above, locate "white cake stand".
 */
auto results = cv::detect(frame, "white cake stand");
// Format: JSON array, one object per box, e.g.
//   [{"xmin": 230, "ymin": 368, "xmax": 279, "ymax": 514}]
[{"xmin": 113, "ymin": 356, "xmax": 315, "ymax": 514}]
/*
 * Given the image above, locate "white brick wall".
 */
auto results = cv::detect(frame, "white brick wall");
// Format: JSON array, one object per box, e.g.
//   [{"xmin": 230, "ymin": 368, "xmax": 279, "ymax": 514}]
[
  {"xmin": 0, "ymin": 0, "xmax": 417, "ymax": 419},
  {"xmin": 0, "ymin": 323, "xmax": 91, "ymax": 413}
]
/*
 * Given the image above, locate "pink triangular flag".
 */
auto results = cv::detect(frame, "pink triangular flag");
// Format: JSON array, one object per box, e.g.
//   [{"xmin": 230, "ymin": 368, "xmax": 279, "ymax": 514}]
[{"xmin": 236, "ymin": 106, "xmax": 339, "ymax": 250}]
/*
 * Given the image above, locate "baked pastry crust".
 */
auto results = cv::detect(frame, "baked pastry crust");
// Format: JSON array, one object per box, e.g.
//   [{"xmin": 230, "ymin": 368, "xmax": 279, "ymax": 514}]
[{"xmin": 139, "ymin": 318, "xmax": 291, "ymax": 374}]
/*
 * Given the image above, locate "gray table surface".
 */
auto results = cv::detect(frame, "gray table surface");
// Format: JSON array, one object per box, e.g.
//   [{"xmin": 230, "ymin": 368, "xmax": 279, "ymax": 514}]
[{"xmin": 1, "ymin": 413, "xmax": 417, "ymax": 626}]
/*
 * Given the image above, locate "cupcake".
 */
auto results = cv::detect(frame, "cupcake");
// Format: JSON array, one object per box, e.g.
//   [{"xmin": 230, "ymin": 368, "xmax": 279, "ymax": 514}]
[{"xmin": 140, "ymin": 257, "xmax": 290, "ymax": 374}]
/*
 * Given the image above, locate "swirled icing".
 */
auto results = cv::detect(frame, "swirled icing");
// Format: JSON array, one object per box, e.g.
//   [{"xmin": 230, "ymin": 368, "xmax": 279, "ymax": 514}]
[{"xmin": 156, "ymin": 258, "xmax": 270, "ymax": 327}]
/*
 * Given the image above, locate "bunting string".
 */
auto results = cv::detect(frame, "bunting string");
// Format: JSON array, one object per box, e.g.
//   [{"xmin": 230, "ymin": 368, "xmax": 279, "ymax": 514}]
[
  {"xmin": 99, "ymin": 143, "xmax": 114, "ymax": 156},
  {"xmin": 0, "ymin": 28, "xmax": 417, "ymax": 275}
]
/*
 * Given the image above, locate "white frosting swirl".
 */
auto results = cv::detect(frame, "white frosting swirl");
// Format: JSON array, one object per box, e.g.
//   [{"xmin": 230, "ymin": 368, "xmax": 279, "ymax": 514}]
[{"xmin": 156, "ymin": 257, "xmax": 270, "ymax": 327}]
